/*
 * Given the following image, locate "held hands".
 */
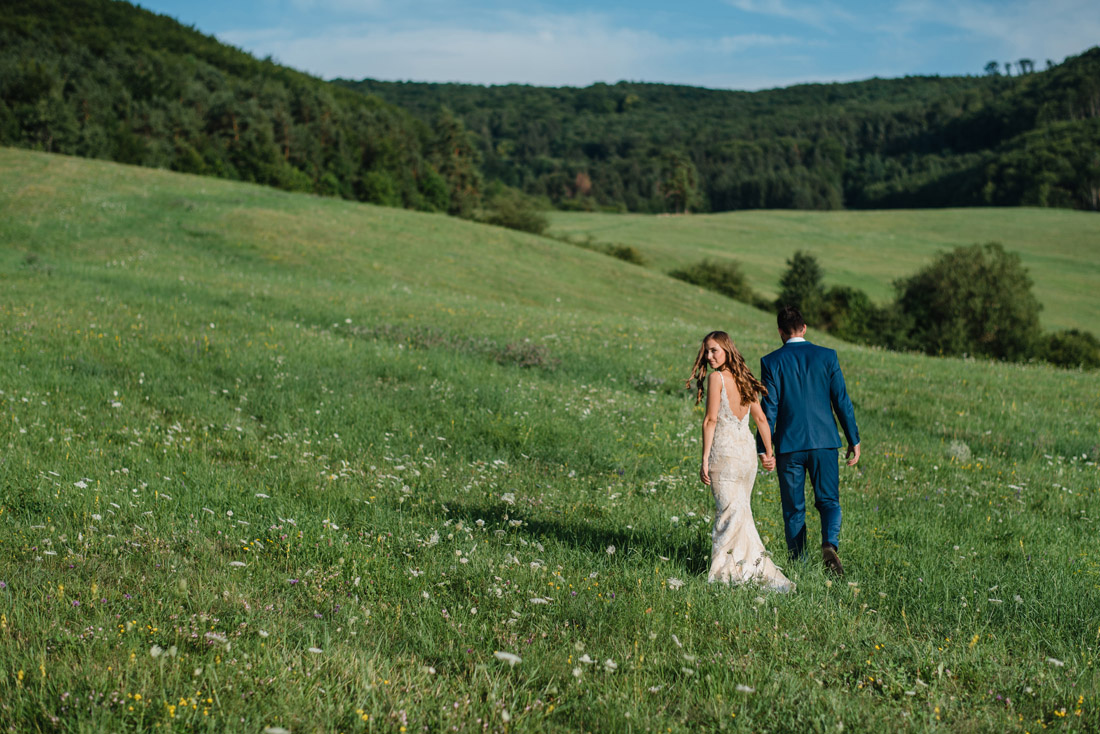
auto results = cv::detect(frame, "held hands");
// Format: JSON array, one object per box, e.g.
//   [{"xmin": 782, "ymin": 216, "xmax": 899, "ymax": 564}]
[
  {"xmin": 760, "ymin": 454, "xmax": 775, "ymax": 472},
  {"xmin": 846, "ymin": 443, "xmax": 861, "ymax": 467}
]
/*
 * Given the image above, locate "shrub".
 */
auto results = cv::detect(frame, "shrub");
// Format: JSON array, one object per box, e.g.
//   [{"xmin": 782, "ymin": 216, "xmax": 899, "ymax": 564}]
[
  {"xmin": 669, "ymin": 258, "xmax": 756, "ymax": 304},
  {"xmin": 821, "ymin": 285, "xmax": 885, "ymax": 345},
  {"xmin": 605, "ymin": 244, "xmax": 647, "ymax": 266},
  {"xmin": 482, "ymin": 189, "xmax": 549, "ymax": 235},
  {"xmin": 892, "ymin": 242, "xmax": 1042, "ymax": 361},
  {"xmin": 1041, "ymin": 329, "xmax": 1100, "ymax": 369}
]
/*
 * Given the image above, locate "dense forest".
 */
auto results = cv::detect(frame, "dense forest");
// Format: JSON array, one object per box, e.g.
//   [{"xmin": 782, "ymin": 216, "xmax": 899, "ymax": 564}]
[
  {"xmin": 343, "ymin": 53, "xmax": 1100, "ymax": 213},
  {"xmin": 0, "ymin": 0, "xmax": 483, "ymax": 214},
  {"xmin": 2, "ymin": 0, "xmax": 1098, "ymax": 215}
]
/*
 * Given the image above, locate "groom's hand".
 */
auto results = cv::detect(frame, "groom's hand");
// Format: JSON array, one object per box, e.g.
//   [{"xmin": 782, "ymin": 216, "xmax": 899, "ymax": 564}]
[
  {"xmin": 846, "ymin": 443, "xmax": 861, "ymax": 467},
  {"xmin": 759, "ymin": 453, "xmax": 775, "ymax": 472}
]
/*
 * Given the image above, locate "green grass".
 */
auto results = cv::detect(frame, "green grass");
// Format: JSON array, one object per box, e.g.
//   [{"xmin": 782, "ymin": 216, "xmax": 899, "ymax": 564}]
[
  {"xmin": 548, "ymin": 209, "xmax": 1100, "ymax": 333},
  {"xmin": 1, "ymin": 146, "xmax": 1098, "ymax": 733}
]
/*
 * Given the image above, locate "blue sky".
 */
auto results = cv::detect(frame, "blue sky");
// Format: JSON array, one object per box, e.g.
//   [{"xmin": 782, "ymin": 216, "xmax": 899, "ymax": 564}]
[{"xmin": 134, "ymin": 0, "xmax": 1099, "ymax": 90}]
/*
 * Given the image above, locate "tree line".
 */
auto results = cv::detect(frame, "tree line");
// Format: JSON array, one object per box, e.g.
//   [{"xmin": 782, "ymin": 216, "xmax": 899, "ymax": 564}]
[{"xmin": 2, "ymin": 0, "xmax": 1098, "ymax": 218}]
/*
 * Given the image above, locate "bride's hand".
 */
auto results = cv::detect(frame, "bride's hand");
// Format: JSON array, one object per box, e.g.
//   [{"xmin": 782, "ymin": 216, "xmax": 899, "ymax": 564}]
[
  {"xmin": 700, "ymin": 462, "xmax": 710, "ymax": 486},
  {"xmin": 761, "ymin": 454, "xmax": 776, "ymax": 471}
]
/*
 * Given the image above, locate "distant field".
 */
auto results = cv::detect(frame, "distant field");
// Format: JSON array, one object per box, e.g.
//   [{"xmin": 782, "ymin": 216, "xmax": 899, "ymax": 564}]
[
  {"xmin": 549, "ymin": 209, "xmax": 1100, "ymax": 333},
  {"xmin": 2, "ymin": 148, "xmax": 1098, "ymax": 733}
]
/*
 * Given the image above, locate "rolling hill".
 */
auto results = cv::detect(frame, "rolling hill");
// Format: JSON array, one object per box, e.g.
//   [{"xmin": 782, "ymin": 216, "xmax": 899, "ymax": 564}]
[{"xmin": 1, "ymin": 147, "xmax": 1097, "ymax": 731}]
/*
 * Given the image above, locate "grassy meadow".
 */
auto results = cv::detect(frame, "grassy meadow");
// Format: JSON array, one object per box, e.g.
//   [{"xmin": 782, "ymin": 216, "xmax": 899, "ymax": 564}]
[
  {"xmin": 548, "ymin": 209, "xmax": 1100, "ymax": 333},
  {"xmin": 1, "ymin": 146, "xmax": 1099, "ymax": 733}
]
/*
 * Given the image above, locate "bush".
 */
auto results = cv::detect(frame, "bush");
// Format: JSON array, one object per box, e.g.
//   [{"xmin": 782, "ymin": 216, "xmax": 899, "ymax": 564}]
[
  {"xmin": 482, "ymin": 189, "xmax": 549, "ymax": 235},
  {"xmin": 892, "ymin": 242, "xmax": 1042, "ymax": 361},
  {"xmin": 669, "ymin": 258, "xmax": 756, "ymax": 304},
  {"xmin": 821, "ymin": 285, "xmax": 884, "ymax": 344},
  {"xmin": 1041, "ymin": 329, "xmax": 1100, "ymax": 369},
  {"xmin": 605, "ymin": 244, "xmax": 646, "ymax": 266}
]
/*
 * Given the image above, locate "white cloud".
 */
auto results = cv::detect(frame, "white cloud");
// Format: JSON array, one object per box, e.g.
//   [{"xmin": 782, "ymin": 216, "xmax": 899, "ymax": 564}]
[
  {"xmin": 223, "ymin": 15, "xmax": 685, "ymax": 86},
  {"xmin": 717, "ymin": 33, "xmax": 802, "ymax": 52},
  {"xmin": 897, "ymin": 0, "xmax": 1100, "ymax": 61},
  {"xmin": 725, "ymin": 0, "xmax": 856, "ymax": 31}
]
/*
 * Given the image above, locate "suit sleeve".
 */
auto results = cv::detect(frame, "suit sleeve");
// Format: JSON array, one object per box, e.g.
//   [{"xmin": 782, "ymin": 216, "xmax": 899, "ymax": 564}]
[
  {"xmin": 756, "ymin": 357, "xmax": 779, "ymax": 454},
  {"xmin": 828, "ymin": 351, "xmax": 860, "ymax": 447}
]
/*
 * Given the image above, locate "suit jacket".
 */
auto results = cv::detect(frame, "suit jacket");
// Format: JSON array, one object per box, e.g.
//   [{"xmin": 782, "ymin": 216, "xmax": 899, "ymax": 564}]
[{"xmin": 755, "ymin": 340, "xmax": 859, "ymax": 455}]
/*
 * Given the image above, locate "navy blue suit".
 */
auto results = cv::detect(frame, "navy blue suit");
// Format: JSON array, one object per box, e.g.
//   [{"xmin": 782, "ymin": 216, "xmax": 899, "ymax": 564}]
[{"xmin": 756, "ymin": 339, "xmax": 859, "ymax": 557}]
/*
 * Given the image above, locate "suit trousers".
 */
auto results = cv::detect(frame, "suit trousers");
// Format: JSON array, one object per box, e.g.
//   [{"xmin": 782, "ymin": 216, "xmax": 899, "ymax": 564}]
[{"xmin": 776, "ymin": 448, "xmax": 840, "ymax": 558}]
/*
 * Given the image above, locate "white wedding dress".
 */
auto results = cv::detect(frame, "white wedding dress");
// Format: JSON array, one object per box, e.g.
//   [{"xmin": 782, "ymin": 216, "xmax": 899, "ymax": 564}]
[{"xmin": 707, "ymin": 376, "xmax": 794, "ymax": 592}]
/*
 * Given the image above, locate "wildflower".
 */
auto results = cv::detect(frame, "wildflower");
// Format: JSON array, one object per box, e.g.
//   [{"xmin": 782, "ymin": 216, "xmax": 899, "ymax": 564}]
[
  {"xmin": 667, "ymin": 577, "xmax": 684, "ymax": 590},
  {"xmin": 528, "ymin": 597, "xmax": 552, "ymax": 605},
  {"xmin": 229, "ymin": 561, "xmax": 246, "ymax": 568},
  {"xmin": 1014, "ymin": 595, "xmax": 1023, "ymax": 604},
  {"xmin": 572, "ymin": 667, "xmax": 582, "ymax": 678},
  {"xmin": 150, "ymin": 645, "xmax": 164, "ymax": 658},
  {"xmin": 500, "ymin": 493, "xmax": 516, "ymax": 505},
  {"xmin": 262, "ymin": 728, "xmax": 291, "ymax": 734},
  {"xmin": 681, "ymin": 667, "xmax": 695, "ymax": 676},
  {"xmin": 501, "ymin": 710, "xmax": 511, "ymax": 723},
  {"xmin": 753, "ymin": 596, "xmax": 766, "ymax": 606},
  {"xmin": 204, "ymin": 632, "xmax": 227, "ymax": 644},
  {"xmin": 494, "ymin": 651, "xmax": 522, "ymax": 666},
  {"xmin": 578, "ymin": 654, "xmax": 595, "ymax": 664},
  {"xmin": 259, "ymin": 630, "xmax": 269, "ymax": 638},
  {"xmin": 603, "ymin": 659, "xmax": 618, "ymax": 671},
  {"xmin": 0, "ymin": 581, "xmax": 6, "ymax": 590},
  {"xmin": 1046, "ymin": 657, "xmax": 1065, "ymax": 667},
  {"xmin": 606, "ymin": 545, "xmax": 616, "ymax": 555},
  {"xmin": 308, "ymin": 647, "xmax": 322, "ymax": 654},
  {"xmin": 671, "ymin": 634, "xmax": 682, "ymax": 648},
  {"xmin": 736, "ymin": 684, "xmax": 755, "ymax": 693},
  {"xmin": 74, "ymin": 480, "xmax": 88, "ymax": 489},
  {"xmin": 255, "ymin": 493, "xmax": 270, "ymax": 499}
]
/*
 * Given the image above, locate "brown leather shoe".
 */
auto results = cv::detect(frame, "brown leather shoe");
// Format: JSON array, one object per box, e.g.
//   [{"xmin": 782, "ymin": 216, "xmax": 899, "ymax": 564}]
[{"xmin": 823, "ymin": 545, "xmax": 844, "ymax": 577}]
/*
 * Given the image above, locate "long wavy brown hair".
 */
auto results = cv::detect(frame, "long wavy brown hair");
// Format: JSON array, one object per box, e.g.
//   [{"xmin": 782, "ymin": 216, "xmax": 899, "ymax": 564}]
[{"xmin": 686, "ymin": 331, "xmax": 767, "ymax": 406}]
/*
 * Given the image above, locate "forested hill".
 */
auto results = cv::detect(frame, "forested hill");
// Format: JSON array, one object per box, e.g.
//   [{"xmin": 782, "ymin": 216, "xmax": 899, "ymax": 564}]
[
  {"xmin": 1, "ymin": 0, "xmax": 1097, "ymax": 215},
  {"xmin": 0, "ymin": 0, "xmax": 483, "ymax": 215},
  {"xmin": 342, "ymin": 51, "xmax": 1100, "ymax": 213}
]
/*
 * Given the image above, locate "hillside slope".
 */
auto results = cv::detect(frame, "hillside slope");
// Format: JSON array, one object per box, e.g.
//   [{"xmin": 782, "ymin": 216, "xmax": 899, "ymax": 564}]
[
  {"xmin": 548, "ymin": 208, "xmax": 1100, "ymax": 332},
  {"xmin": 1, "ymin": 148, "xmax": 1097, "ymax": 731}
]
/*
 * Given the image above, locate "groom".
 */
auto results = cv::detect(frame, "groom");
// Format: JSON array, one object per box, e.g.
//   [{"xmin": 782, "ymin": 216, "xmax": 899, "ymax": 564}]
[{"xmin": 756, "ymin": 306, "xmax": 860, "ymax": 576}]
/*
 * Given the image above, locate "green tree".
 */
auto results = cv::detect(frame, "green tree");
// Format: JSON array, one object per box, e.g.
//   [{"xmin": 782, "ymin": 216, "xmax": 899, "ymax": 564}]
[
  {"xmin": 431, "ymin": 107, "xmax": 482, "ymax": 217},
  {"xmin": 777, "ymin": 251, "xmax": 826, "ymax": 325},
  {"xmin": 892, "ymin": 242, "xmax": 1042, "ymax": 361},
  {"xmin": 660, "ymin": 150, "xmax": 700, "ymax": 214}
]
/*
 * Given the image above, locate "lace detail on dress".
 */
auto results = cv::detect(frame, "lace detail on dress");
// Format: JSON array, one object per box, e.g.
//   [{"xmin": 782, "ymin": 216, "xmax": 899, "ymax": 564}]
[{"xmin": 707, "ymin": 376, "xmax": 793, "ymax": 593}]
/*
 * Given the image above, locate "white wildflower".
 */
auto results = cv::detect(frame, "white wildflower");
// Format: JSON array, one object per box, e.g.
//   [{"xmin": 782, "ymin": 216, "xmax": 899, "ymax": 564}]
[
  {"xmin": 736, "ymin": 684, "xmax": 755, "ymax": 693},
  {"xmin": 494, "ymin": 651, "xmax": 522, "ymax": 666},
  {"xmin": 255, "ymin": 493, "xmax": 270, "ymax": 499},
  {"xmin": 263, "ymin": 728, "xmax": 291, "ymax": 734},
  {"xmin": 606, "ymin": 545, "xmax": 615, "ymax": 555},
  {"xmin": 259, "ymin": 630, "xmax": 269, "ymax": 638},
  {"xmin": 1046, "ymin": 657, "xmax": 1065, "ymax": 667},
  {"xmin": 578, "ymin": 654, "xmax": 595, "ymax": 664},
  {"xmin": 307, "ymin": 647, "xmax": 322, "ymax": 654},
  {"xmin": 529, "ymin": 597, "xmax": 552, "ymax": 605},
  {"xmin": 150, "ymin": 645, "xmax": 164, "ymax": 658},
  {"xmin": 667, "ymin": 577, "xmax": 684, "ymax": 589},
  {"xmin": 500, "ymin": 493, "xmax": 516, "ymax": 505},
  {"xmin": 204, "ymin": 632, "xmax": 227, "ymax": 644},
  {"xmin": 229, "ymin": 561, "xmax": 246, "ymax": 568},
  {"xmin": 74, "ymin": 480, "xmax": 88, "ymax": 489},
  {"xmin": 572, "ymin": 666, "xmax": 582, "ymax": 678},
  {"xmin": 671, "ymin": 634, "xmax": 682, "ymax": 648},
  {"xmin": 603, "ymin": 659, "xmax": 618, "ymax": 671}
]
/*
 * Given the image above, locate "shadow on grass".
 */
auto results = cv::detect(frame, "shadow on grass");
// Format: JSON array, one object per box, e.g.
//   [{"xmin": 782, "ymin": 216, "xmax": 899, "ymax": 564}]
[{"xmin": 444, "ymin": 501, "xmax": 712, "ymax": 577}]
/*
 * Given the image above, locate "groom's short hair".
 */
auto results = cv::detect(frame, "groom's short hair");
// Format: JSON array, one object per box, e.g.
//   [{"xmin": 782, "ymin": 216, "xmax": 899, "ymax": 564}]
[{"xmin": 777, "ymin": 306, "xmax": 805, "ymax": 336}]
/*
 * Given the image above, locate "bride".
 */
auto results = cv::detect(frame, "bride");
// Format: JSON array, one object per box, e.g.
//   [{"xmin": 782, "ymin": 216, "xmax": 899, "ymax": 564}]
[{"xmin": 688, "ymin": 331, "xmax": 793, "ymax": 592}]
